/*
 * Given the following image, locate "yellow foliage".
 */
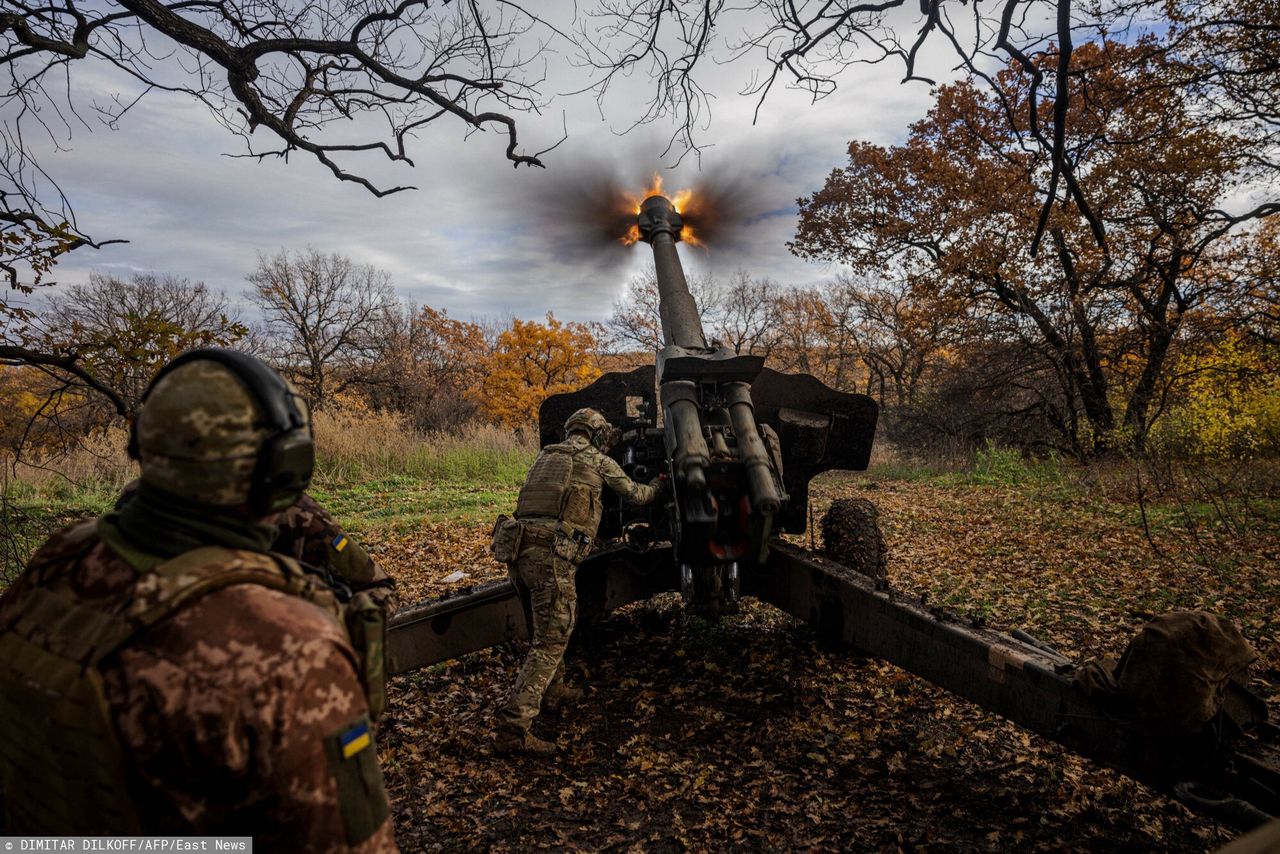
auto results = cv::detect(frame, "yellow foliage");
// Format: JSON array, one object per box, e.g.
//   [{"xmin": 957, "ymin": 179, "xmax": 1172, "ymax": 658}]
[
  {"xmin": 0, "ymin": 366, "xmax": 94, "ymax": 451},
  {"xmin": 476, "ymin": 313, "xmax": 602, "ymax": 428},
  {"xmin": 1154, "ymin": 335, "xmax": 1280, "ymax": 458},
  {"xmin": 329, "ymin": 389, "xmax": 372, "ymax": 413}
]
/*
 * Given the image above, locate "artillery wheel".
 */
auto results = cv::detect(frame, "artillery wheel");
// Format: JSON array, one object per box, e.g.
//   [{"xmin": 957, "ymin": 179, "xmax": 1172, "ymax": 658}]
[{"xmin": 821, "ymin": 498, "xmax": 888, "ymax": 583}]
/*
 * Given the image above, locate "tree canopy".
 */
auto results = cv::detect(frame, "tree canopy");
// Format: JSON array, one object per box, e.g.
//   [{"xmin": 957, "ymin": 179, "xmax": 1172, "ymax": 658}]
[{"xmin": 793, "ymin": 39, "xmax": 1278, "ymax": 452}]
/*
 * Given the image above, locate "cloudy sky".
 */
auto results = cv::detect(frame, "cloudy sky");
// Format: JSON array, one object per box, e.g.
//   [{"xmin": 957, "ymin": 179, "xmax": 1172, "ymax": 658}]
[{"xmin": 27, "ymin": 4, "xmax": 968, "ymax": 325}]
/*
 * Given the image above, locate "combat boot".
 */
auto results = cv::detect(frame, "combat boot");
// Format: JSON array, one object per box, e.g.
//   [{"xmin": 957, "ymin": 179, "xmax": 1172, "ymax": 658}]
[
  {"xmin": 493, "ymin": 726, "xmax": 558, "ymax": 756},
  {"xmin": 543, "ymin": 683, "xmax": 584, "ymax": 713}
]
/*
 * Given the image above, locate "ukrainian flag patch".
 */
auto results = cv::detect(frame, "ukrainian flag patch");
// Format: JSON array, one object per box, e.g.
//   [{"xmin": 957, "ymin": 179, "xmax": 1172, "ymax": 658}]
[
  {"xmin": 325, "ymin": 715, "xmax": 388, "ymax": 844},
  {"xmin": 340, "ymin": 720, "xmax": 371, "ymax": 758},
  {"xmin": 332, "ymin": 533, "xmax": 349, "ymax": 553}
]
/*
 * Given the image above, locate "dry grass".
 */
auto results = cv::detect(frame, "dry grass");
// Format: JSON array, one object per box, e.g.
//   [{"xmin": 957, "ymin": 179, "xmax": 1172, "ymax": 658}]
[
  {"xmin": 4, "ymin": 427, "xmax": 137, "ymax": 494},
  {"xmin": 311, "ymin": 410, "xmax": 535, "ymax": 485},
  {"xmin": 0, "ymin": 430, "xmax": 137, "ymax": 582},
  {"xmin": 0, "ymin": 413, "xmax": 536, "ymax": 498},
  {"xmin": 0, "ymin": 413, "xmax": 537, "ymax": 579}
]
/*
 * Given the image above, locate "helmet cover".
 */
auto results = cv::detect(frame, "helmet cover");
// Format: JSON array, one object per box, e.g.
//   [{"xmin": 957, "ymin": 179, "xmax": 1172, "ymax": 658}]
[{"xmin": 134, "ymin": 360, "xmax": 280, "ymax": 506}]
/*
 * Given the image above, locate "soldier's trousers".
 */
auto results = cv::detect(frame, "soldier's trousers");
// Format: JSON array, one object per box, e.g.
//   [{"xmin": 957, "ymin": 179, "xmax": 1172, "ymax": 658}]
[{"xmin": 497, "ymin": 543, "xmax": 578, "ymax": 734}]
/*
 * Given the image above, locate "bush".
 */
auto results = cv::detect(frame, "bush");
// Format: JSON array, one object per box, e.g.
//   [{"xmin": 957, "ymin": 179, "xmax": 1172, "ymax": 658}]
[
  {"xmin": 966, "ymin": 442, "xmax": 1064, "ymax": 487},
  {"xmin": 1149, "ymin": 336, "xmax": 1280, "ymax": 460}
]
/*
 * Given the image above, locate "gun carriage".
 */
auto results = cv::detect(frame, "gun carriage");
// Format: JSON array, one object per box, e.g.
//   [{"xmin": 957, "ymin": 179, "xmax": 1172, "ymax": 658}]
[{"xmin": 386, "ymin": 194, "xmax": 1280, "ymax": 833}]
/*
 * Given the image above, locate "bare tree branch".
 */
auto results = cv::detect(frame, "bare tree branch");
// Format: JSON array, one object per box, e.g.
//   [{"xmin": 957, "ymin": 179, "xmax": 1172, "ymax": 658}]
[{"xmin": 0, "ymin": 344, "xmax": 129, "ymax": 415}]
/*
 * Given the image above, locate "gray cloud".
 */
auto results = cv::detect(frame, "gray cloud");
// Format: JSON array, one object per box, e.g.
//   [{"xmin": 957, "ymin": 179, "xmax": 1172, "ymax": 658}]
[{"xmin": 33, "ymin": 16, "xmax": 959, "ymax": 324}]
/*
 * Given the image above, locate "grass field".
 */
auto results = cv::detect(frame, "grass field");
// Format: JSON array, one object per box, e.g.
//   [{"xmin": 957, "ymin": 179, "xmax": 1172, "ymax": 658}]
[
  {"xmin": 0, "ymin": 414, "xmax": 536, "ymax": 580},
  {"xmin": 2, "ymin": 427, "xmax": 1277, "ymax": 850}
]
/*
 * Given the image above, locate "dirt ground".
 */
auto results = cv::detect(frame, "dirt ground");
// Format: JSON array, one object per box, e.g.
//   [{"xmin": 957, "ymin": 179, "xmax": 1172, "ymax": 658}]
[{"xmin": 374, "ymin": 473, "xmax": 1280, "ymax": 852}]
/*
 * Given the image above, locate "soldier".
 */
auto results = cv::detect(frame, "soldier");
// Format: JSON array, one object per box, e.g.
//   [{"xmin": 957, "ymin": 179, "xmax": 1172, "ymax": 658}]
[
  {"xmin": 0, "ymin": 349, "xmax": 396, "ymax": 850},
  {"xmin": 116, "ymin": 482, "xmax": 400, "ymax": 617},
  {"xmin": 494, "ymin": 407, "xmax": 663, "ymax": 755},
  {"xmin": 275, "ymin": 493, "xmax": 399, "ymax": 615}
]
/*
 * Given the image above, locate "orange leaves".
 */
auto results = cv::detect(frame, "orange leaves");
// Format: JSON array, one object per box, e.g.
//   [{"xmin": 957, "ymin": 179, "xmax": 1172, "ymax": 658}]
[
  {"xmin": 475, "ymin": 312, "xmax": 603, "ymax": 428},
  {"xmin": 792, "ymin": 39, "xmax": 1277, "ymax": 453},
  {"xmin": 0, "ymin": 214, "xmax": 85, "ymax": 300}
]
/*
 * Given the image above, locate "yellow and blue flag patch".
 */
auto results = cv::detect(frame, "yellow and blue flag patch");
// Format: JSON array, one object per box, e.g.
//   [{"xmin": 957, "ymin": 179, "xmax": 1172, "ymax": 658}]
[
  {"xmin": 332, "ymin": 533, "xmax": 349, "ymax": 553},
  {"xmin": 340, "ymin": 720, "xmax": 371, "ymax": 758}
]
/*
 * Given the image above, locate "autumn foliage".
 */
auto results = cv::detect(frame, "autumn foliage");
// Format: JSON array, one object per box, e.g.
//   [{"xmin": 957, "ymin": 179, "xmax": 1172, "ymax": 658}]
[
  {"xmin": 793, "ymin": 39, "xmax": 1279, "ymax": 456},
  {"xmin": 3, "ymin": 34, "xmax": 1279, "ymax": 464},
  {"xmin": 476, "ymin": 314, "xmax": 603, "ymax": 428}
]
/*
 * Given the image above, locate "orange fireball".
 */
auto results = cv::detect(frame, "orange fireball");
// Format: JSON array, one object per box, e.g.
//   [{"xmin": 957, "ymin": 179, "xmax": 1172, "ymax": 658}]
[{"xmin": 618, "ymin": 174, "xmax": 704, "ymax": 247}]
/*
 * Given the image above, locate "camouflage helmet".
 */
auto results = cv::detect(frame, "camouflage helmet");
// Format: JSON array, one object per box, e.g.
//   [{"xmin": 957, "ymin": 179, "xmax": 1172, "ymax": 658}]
[
  {"xmin": 132, "ymin": 353, "xmax": 312, "ymax": 509},
  {"xmin": 564, "ymin": 407, "xmax": 620, "ymax": 451}
]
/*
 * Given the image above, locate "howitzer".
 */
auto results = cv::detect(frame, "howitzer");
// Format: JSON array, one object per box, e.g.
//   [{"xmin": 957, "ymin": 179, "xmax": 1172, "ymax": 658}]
[
  {"xmin": 385, "ymin": 194, "xmax": 1280, "ymax": 832},
  {"xmin": 539, "ymin": 193, "xmax": 878, "ymax": 617}
]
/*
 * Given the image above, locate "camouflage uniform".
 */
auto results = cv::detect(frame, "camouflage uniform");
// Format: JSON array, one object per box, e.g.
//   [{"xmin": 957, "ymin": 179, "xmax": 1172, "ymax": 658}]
[
  {"xmin": 496, "ymin": 418, "xmax": 660, "ymax": 750},
  {"xmin": 0, "ymin": 528, "xmax": 395, "ymax": 850},
  {"xmin": 275, "ymin": 494, "xmax": 399, "ymax": 616},
  {"xmin": 118, "ymin": 482, "xmax": 399, "ymax": 617},
  {"xmin": 0, "ymin": 352, "xmax": 396, "ymax": 849}
]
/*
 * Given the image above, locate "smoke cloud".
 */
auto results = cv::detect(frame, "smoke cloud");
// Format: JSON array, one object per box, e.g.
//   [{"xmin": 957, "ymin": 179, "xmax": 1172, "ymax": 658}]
[{"xmin": 519, "ymin": 157, "xmax": 778, "ymax": 257}]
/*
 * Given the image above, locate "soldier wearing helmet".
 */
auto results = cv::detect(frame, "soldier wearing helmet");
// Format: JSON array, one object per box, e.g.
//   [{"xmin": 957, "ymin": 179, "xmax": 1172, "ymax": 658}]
[
  {"xmin": 113, "ymin": 483, "xmax": 400, "ymax": 617},
  {"xmin": 493, "ymin": 407, "xmax": 663, "ymax": 755},
  {"xmin": 0, "ymin": 349, "xmax": 397, "ymax": 850}
]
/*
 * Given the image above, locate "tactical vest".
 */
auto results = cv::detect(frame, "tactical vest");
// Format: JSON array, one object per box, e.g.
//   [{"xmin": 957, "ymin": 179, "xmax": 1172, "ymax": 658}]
[
  {"xmin": 515, "ymin": 442, "xmax": 576, "ymax": 520},
  {"xmin": 514, "ymin": 438, "xmax": 608, "ymax": 542},
  {"xmin": 0, "ymin": 524, "xmax": 386, "ymax": 834}
]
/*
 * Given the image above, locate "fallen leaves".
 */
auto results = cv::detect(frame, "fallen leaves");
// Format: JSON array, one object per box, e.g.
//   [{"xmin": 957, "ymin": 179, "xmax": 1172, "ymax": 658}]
[{"xmin": 371, "ymin": 472, "xmax": 1276, "ymax": 852}]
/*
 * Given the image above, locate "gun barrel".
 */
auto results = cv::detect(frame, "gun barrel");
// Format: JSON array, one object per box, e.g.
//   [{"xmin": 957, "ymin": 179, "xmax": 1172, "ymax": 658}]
[
  {"xmin": 637, "ymin": 195, "xmax": 707, "ymax": 349},
  {"xmin": 660, "ymin": 379, "xmax": 710, "ymax": 491}
]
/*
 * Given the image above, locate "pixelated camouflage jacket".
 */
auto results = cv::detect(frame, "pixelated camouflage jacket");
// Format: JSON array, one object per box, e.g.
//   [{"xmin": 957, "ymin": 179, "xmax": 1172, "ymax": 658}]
[
  {"xmin": 0, "ymin": 521, "xmax": 398, "ymax": 852},
  {"xmin": 117, "ymin": 483, "xmax": 398, "ymax": 616},
  {"xmin": 274, "ymin": 494, "xmax": 399, "ymax": 615}
]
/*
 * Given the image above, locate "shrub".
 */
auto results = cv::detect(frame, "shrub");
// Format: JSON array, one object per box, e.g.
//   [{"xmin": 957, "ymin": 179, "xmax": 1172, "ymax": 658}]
[
  {"xmin": 1150, "ymin": 336, "xmax": 1280, "ymax": 460},
  {"xmin": 967, "ymin": 442, "xmax": 1063, "ymax": 487}
]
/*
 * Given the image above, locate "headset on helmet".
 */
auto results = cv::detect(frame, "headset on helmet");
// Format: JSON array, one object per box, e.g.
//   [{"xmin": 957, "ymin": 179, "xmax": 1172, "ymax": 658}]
[{"xmin": 128, "ymin": 348, "xmax": 315, "ymax": 514}]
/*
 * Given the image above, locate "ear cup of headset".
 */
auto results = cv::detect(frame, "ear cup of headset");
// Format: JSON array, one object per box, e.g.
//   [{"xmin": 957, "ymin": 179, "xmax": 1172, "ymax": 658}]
[
  {"xmin": 592, "ymin": 424, "xmax": 621, "ymax": 453},
  {"xmin": 253, "ymin": 422, "xmax": 315, "ymax": 514},
  {"xmin": 127, "ymin": 420, "xmax": 141, "ymax": 461}
]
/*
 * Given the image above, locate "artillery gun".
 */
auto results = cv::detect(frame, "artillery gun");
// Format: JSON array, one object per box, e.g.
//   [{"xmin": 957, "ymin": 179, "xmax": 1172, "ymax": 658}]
[
  {"xmin": 539, "ymin": 193, "xmax": 878, "ymax": 619},
  {"xmin": 386, "ymin": 194, "xmax": 1280, "ymax": 832}
]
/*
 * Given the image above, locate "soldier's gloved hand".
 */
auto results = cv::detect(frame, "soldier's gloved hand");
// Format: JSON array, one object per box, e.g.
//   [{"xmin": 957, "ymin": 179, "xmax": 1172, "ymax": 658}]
[{"xmin": 649, "ymin": 473, "xmax": 669, "ymax": 493}]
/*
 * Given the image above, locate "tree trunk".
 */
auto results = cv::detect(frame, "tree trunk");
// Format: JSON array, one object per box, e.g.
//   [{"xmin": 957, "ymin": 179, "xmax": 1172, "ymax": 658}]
[{"xmin": 1123, "ymin": 322, "xmax": 1178, "ymax": 451}]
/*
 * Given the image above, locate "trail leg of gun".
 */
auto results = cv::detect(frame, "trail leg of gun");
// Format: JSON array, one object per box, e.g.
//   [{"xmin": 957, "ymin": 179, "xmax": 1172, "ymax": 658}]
[
  {"xmin": 387, "ymin": 547, "xmax": 680, "ymax": 674},
  {"xmin": 748, "ymin": 542, "xmax": 1280, "ymax": 828}
]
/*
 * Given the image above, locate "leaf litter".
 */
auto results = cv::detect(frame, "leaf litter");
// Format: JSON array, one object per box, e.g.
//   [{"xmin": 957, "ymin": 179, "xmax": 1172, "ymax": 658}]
[{"xmin": 375, "ymin": 473, "xmax": 1278, "ymax": 851}]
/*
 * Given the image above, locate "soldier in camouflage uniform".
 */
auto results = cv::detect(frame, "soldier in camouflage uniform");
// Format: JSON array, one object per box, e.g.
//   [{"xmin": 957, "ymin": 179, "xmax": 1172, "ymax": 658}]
[
  {"xmin": 0, "ymin": 350, "xmax": 396, "ymax": 850},
  {"xmin": 494, "ymin": 408, "xmax": 662, "ymax": 755},
  {"xmin": 117, "ymin": 483, "xmax": 399, "ymax": 616},
  {"xmin": 275, "ymin": 494, "xmax": 399, "ymax": 615}
]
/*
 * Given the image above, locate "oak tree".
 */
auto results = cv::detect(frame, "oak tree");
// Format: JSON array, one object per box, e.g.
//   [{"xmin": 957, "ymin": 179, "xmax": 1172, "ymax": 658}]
[
  {"xmin": 363, "ymin": 304, "xmax": 489, "ymax": 430},
  {"xmin": 793, "ymin": 40, "xmax": 1277, "ymax": 453},
  {"xmin": 2, "ymin": 271, "xmax": 244, "ymax": 453},
  {"xmin": 249, "ymin": 248, "xmax": 398, "ymax": 409},
  {"xmin": 478, "ymin": 312, "xmax": 602, "ymax": 428}
]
